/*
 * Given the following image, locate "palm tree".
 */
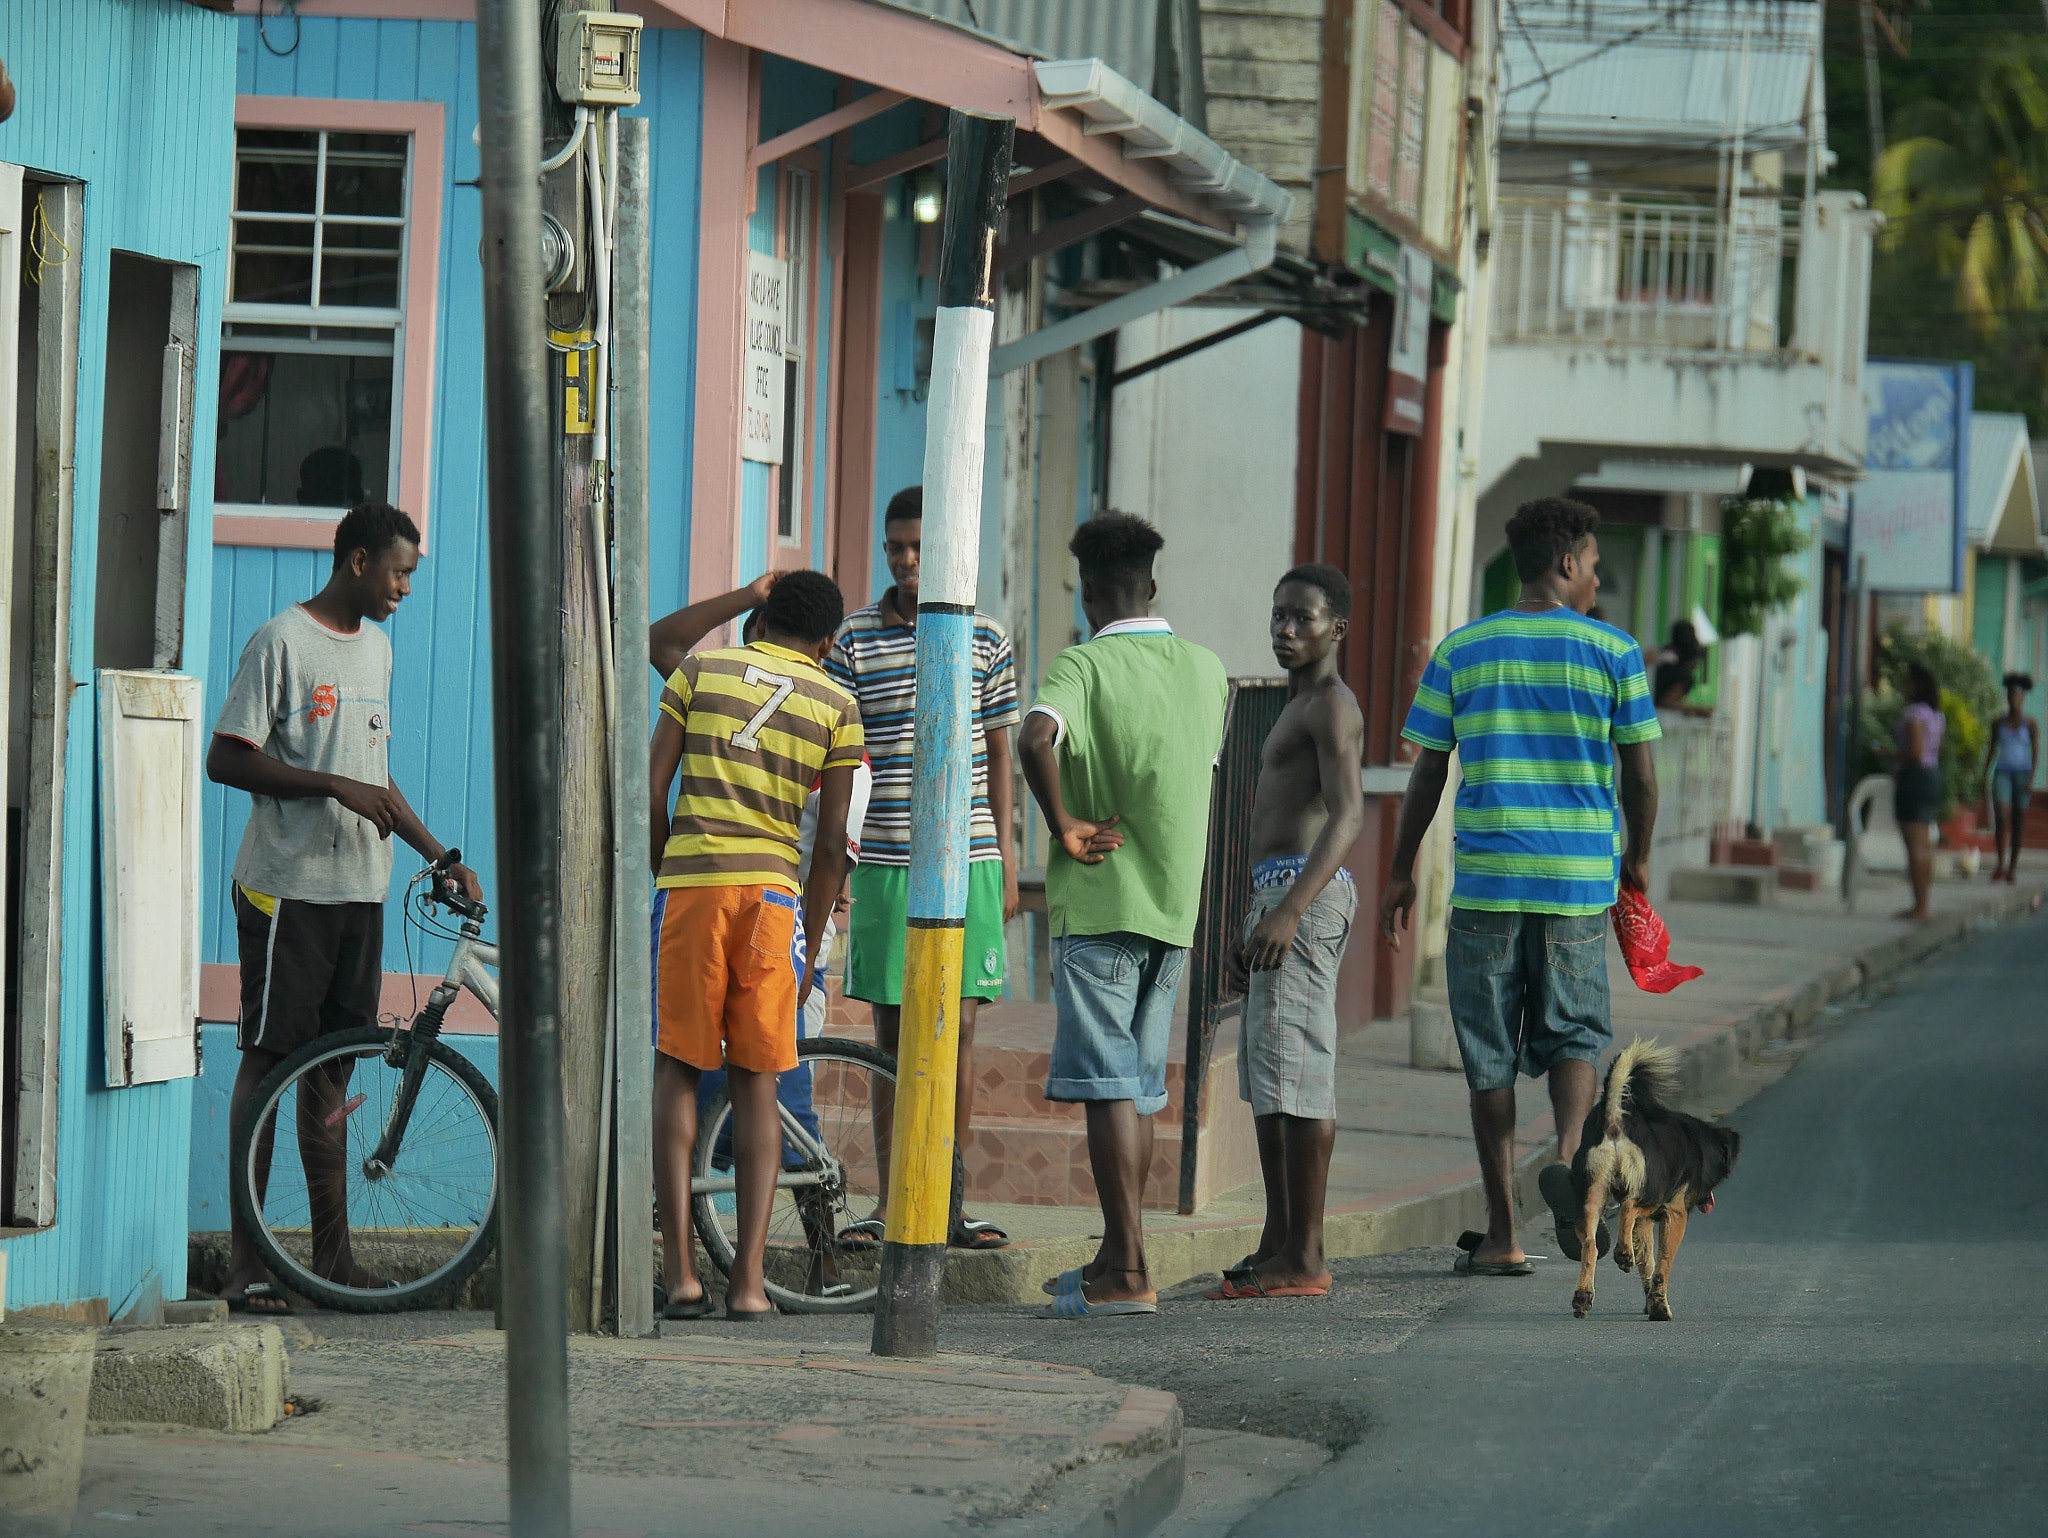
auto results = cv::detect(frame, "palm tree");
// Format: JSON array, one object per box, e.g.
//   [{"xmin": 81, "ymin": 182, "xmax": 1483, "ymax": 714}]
[{"xmin": 1872, "ymin": 38, "xmax": 2048, "ymax": 338}]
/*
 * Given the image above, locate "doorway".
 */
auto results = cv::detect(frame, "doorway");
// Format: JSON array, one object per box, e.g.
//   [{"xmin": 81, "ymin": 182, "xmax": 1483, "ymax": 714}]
[{"xmin": 94, "ymin": 251, "xmax": 197, "ymax": 672}]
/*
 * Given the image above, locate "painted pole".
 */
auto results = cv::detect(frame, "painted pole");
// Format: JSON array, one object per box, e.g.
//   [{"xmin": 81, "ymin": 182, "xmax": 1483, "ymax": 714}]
[
  {"xmin": 871, "ymin": 110, "xmax": 1014, "ymax": 1358},
  {"xmin": 473, "ymin": 2, "xmax": 572, "ymax": 1531}
]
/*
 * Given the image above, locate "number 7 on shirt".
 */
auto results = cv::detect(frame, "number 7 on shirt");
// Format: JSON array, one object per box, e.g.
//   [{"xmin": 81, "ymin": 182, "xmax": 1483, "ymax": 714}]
[{"xmin": 730, "ymin": 665, "xmax": 796, "ymax": 752}]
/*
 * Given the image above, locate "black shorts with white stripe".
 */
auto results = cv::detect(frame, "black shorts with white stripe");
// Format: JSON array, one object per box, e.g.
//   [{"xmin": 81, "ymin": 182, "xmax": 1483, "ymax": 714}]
[{"xmin": 232, "ymin": 886, "xmax": 385, "ymax": 1056}]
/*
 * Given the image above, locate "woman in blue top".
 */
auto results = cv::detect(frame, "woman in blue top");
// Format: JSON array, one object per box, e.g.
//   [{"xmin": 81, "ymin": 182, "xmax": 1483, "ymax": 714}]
[
  {"xmin": 1982, "ymin": 672, "xmax": 2038, "ymax": 885},
  {"xmin": 1894, "ymin": 664, "xmax": 1945, "ymax": 922}
]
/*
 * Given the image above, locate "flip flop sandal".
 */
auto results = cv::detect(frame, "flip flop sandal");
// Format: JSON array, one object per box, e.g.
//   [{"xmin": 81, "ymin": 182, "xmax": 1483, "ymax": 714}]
[
  {"xmin": 661, "ymin": 1292, "xmax": 717, "ymax": 1321},
  {"xmin": 1203, "ymin": 1275, "xmax": 1330, "ymax": 1300},
  {"xmin": 1456, "ymin": 1231, "xmax": 1485, "ymax": 1253},
  {"xmin": 1222, "ymin": 1252, "xmax": 1263, "ymax": 1281},
  {"xmin": 837, "ymin": 1218, "xmax": 886, "ymax": 1251},
  {"xmin": 807, "ymin": 1279, "xmax": 855, "ymax": 1300},
  {"xmin": 1042, "ymin": 1267, "xmax": 1086, "ymax": 1297},
  {"xmin": 1044, "ymin": 1298, "xmax": 1157, "ymax": 1319},
  {"xmin": 1539, "ymin": 1162, "xmax": 1611, "ymax": 1262},
  {"xmin": 227, "ymin": 1282, "xmax": 291, "ymax": 1316},
  {"xmin": 725, "ymin": 1304, "xmax": 778, "ymax": 1322},
  {"xmin": 950, "ymin": 1219, "xmax": 1010, "ymax": 1251},
  {"xmin": 1453, "ymin": 1251, "xmax": 1536, "ymax": 1277}
]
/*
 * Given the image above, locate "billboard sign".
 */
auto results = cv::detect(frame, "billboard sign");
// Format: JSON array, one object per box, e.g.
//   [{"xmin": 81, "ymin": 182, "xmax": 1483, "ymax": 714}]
[{"xmin": 1855, "ymin": 360, "xmax": 1972, "ymax": 593}]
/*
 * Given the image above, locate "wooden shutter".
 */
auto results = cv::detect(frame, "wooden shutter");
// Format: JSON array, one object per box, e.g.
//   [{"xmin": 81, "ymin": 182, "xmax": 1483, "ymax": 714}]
[{"xmin": 98, "ymin": 670, "xmax": 203, "ymax": 1087}]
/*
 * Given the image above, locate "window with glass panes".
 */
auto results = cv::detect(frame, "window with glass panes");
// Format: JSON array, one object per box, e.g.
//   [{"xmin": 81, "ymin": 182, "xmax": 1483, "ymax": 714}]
[{"xmin": 217, "ymin": 128, "xmax": 409, "ymax": 514}]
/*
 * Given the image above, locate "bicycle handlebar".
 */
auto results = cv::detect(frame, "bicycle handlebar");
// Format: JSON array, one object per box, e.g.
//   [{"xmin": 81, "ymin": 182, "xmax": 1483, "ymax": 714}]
[{"xmin": 418, "ymin": 847, "xmax": 488, "ymax": 922}]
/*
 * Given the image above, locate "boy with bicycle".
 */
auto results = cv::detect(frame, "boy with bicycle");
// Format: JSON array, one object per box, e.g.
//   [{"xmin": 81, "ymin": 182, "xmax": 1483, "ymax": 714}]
[
  {"xmin": 649, "ymin": 571, "xmax": 864, "ymax": 1320},
  {"xmin": 206, "ymin": 502, "xmax": 479, "ymax": 1316}
]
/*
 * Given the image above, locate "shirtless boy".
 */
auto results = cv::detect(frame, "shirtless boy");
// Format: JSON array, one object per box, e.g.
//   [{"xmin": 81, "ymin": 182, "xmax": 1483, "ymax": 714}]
[{"xmin": 1210, "ymin": 564, "xmax": 1366, "ymax": 1300}]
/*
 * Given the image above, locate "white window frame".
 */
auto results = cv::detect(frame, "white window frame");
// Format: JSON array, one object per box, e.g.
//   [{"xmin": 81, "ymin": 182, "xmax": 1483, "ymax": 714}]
[{"xmin": 215, "ymin": 98, "xmax": 445, "ymax": 552}]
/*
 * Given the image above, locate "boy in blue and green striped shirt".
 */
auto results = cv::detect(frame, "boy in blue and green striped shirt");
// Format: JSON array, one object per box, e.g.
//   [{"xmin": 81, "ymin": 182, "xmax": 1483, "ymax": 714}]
[{"xmin": 1381, "ymin": 497, "xmax": 1661, "ymax": 1277}]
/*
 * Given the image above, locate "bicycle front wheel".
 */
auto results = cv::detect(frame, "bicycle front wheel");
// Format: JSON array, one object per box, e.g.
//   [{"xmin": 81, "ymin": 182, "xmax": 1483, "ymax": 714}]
[
  {"xmin": 230, "ymin": 1026, "xmax": 500, "ymax": 1312},
  {"xmin": 691, "ymin": 1036, "xmax": 895, "ymax": 1314}
]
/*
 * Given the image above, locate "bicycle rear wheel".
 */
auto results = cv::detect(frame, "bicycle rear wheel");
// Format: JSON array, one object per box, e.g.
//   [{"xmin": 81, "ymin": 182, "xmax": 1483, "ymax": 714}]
[
  {"xmin": 691, "ymin": 1036, "xmax": 895, "ymax": 1314},
  {"xmin": 230, "ymin": 1026, "xmax": 500, "ymax": 1312}
]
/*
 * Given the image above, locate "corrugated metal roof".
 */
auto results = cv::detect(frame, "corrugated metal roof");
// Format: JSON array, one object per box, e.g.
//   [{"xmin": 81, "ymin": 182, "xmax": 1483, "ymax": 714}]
[
  {"xmin": 877, "ymin": 1, "xmax": 1159, "ymax": 87},
  {"xmin": 1969, "ymin": 412, "xmax": 2036, "ymax": 547},
  {"xmin": 1502, "ymin": 0, "xmax": 1820, "ymax": 148}
]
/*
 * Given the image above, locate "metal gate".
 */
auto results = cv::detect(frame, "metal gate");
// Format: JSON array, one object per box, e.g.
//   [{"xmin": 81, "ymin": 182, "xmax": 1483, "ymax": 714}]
[{"xmin": 1177, "ymin": 678, "xmax": 1288, "ymax": 1213}]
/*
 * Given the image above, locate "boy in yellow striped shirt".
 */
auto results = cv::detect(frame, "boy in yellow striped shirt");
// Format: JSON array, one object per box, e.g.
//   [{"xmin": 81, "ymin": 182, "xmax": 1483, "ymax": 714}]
[{"xmin": 648, "ymin": 571, "xmax": 864, "ymax": 1319}]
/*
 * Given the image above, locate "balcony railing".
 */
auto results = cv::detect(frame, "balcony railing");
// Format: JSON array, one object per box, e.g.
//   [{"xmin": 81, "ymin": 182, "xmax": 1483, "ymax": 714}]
[{"xmin": 1491, "ymin": 189, "xmax": 1800, "ymax": 352}]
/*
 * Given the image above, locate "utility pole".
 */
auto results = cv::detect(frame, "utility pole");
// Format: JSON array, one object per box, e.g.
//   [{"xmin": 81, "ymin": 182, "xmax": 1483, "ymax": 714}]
[
  {"xmin": 871, "ymin": 110, "xmax": 1014, "ymax": 1359},
  {"xmin": 608, "ymin": 114, "xmax": 656, "ymax": 1340},
  {"xmin": 542, "ymin": 53, "xmax": 612, "ymax": 1337},
  {"xmin": 472, "ymin": 0, "xmax": 572, "ymax": 1532},
  {"xmin": 1858, "ymin": 0, "xmax": 1886, "ymax": 167}
]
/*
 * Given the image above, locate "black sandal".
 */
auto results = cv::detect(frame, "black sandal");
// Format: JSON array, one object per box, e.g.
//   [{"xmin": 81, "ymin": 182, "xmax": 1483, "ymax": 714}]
[{"xmin": 227, "ymin": 1282, "xmax": 291, "ymax": 1316}]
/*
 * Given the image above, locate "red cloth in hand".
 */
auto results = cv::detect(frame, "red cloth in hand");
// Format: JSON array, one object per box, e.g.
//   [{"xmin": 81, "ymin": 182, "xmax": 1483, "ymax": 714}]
[{"xmin": 1610, "ymin": 885, "xmax": 1704, "ymax": 994}]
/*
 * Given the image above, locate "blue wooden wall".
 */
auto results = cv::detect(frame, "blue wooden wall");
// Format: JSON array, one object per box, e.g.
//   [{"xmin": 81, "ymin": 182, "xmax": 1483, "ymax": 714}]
[
  {"xmin": 0, "ymin": 0, "xmax": 237, "ymax": 1312},
  {"xmin": 203, "ymin": 17, "xmax": 706, "ymax": 989}
]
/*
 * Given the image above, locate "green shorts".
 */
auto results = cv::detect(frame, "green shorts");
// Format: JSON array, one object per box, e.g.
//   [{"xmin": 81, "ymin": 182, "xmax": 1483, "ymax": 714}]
[{"xmin": 846, "ymin": 860, "xmax": 1007, "ymax": 1005}]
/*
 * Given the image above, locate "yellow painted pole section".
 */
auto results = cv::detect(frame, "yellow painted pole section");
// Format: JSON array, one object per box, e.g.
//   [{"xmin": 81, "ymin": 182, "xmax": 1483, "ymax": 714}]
[{"xmin": 885, "ymin": 923, "xmax": 964, "ymax": 1247}]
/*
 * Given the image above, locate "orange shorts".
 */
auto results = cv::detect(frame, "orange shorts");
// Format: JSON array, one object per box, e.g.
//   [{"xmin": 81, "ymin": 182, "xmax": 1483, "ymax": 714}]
[{"xmin": 651, "ymin": 884, "xmax": 803, "ymax": 1074}]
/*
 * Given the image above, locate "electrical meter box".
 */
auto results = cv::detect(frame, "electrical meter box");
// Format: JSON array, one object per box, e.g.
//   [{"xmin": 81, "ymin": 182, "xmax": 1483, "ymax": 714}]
[{"xmin": 556, "ymin": 10, "xmax": 642, "ymax": 107}]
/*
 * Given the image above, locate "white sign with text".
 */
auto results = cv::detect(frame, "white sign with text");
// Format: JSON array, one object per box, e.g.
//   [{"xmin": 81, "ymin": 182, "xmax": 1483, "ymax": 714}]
[{"xmin": 741, "ymin": 250, "xmax": 788, "ymax": 464}]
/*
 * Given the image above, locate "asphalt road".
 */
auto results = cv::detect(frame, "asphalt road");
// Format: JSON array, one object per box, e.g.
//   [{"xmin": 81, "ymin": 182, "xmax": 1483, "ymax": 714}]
[
  {"xmin": 1234, "ymin": 909, "xmax": 2048, "ymax": 1537},
  {"xmin": 182, "ymin": 910, "xmax": 2045, "ymax": 1536}
]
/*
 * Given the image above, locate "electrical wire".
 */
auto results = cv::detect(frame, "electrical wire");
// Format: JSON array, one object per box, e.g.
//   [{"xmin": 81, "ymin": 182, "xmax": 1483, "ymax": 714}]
[
  {"xmin": 1506, "ymin": 0, "xmax": 1724, "ymax": 100},
  {"xmin": 257, "ymin": 0, "xmax": 302, "ymax": 58},
  {"xmin": 540, "ymin": 106, "xmax": 590, "ymax": 174},
  {"xmin": 27, "ymin": 191, "xmax": 70, "ymax": 287}
]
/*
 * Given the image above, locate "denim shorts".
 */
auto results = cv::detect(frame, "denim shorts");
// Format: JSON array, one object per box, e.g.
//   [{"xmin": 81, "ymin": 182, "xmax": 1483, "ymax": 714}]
[
  {"xmin": 1046, "ymin": 932, "xmax": 1188, "ymax": 1116},
  {"xmin": 1237, "ymin": 877, "xmax": 1356, "ymax": 1119},
  {"xmin": 1444, "ymin": 908, "xmax": 1611, "ymax": 1092},
  {"xmin": 1993, "ymin": 769, "xmax": 2033, "ymax": 812}
]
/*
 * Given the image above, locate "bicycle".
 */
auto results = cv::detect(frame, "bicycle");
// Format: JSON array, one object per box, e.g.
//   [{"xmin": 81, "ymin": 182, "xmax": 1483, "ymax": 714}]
[
  {"xmin": 232, "ymin": 850, "xmax": 899, "ymax": 1314},
  {"xmin": 688, "ymin": 1031, "xmax": 896, "ymax": 1314},
  {"xmin": 229, "ymin": 849, "xmax": 501, "ymax": 1312}
]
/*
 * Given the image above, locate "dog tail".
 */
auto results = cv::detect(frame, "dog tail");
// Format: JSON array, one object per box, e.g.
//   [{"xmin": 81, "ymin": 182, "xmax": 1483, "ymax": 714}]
[
  {"xmin": 1601, "ymin": 1037, "xmax": 1679, "ymax": 1134},
  {"xmin": 1583, "ymin": 1038, "xmax": 1678, "ymax": 1201}
]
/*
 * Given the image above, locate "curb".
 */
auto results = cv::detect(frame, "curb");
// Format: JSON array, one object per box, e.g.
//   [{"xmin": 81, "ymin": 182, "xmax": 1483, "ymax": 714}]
[
  {"xmin": 946, "ymin": 883, "xmax": 2043, "ymax": 1306},
  {"xmin": 88, "ymin": 1323, "xmax": 290, "ymax": 1433},
  {"xmin": 1004, "ymin": 1383, "xmax": 1185, "ymax": 1538}
]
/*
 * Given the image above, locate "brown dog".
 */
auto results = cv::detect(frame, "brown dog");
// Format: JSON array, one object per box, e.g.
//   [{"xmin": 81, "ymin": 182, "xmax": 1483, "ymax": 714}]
[{"xmin": 1568, "ymin": 1039, "xmax": 1739, "ymax": 1322}]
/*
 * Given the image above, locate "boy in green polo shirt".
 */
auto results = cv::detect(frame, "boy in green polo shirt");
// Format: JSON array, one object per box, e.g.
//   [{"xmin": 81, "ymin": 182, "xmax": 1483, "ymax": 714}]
[{"xmin": 1019, "ymin": 513, "xmax": 1228, "ymax": 1318}]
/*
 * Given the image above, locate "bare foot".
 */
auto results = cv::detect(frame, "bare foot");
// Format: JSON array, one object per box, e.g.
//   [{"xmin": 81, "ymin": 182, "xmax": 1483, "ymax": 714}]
[
  {"xmin": 1082, "ymin": 1265, "xmax": 1156, "ymax": 1306},
  {"xmin": 221, "ymin": 1268, "xmax": 289, "ymax": 1314},
  {"xmin": 1250, "ymin": 1257, "xmax": 1333, "ymax": 1293}
]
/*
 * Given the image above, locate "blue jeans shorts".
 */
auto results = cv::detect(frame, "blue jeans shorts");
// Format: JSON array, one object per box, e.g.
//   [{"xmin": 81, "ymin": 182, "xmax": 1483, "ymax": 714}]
[
  {"xmin": 1993, "ymin": 769, "xmax": 2033, "ymax": 812},
  {"xmin": 1046, "ymin": 932, "xmax": 1188, "ymax": 1116},
  {"xmin": 1444, "ymin": 908, "xmax": 1611, "ymax": 1093}
]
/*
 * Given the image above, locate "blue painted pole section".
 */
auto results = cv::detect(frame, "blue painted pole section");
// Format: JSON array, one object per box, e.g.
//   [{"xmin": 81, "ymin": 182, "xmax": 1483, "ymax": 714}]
[{"xmin": 905, "ymin": 617, "xmax": 975, "ymax": 923}]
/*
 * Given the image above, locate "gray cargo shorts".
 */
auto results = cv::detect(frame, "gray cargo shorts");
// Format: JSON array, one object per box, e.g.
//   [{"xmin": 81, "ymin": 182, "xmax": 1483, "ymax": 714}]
[{"xmin": 1236, "ymin": 871, "xmax": 1356, "ymax": 1120}]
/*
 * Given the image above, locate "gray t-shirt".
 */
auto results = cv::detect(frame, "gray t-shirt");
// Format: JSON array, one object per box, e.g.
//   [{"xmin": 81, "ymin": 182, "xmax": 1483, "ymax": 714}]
[{"xmin": 214, "ymin": 604, "xmax": 395, "ymax": 905}]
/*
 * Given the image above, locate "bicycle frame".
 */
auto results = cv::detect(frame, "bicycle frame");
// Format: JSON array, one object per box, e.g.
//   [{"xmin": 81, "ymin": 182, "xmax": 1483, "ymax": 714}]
[
  {"xmin": 691, "ymin": 1103, "xmax": 839, "ymax": 1196},
  {"xmin": 371, "ymin": 885, "xmax": 498, "ymax": 1176}
]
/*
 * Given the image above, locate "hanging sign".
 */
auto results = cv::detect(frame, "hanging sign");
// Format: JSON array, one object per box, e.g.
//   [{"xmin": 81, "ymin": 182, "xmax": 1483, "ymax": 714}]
[
  {"xmin": 741, "ymin": 250, "xmax": 788, "ymax": 464},
  {"xmin": 1855, "ymin": 360, "xmax": 1971, "ymax": 593},
  {"xmin": 1384, "ymin": 242, "xmax": 1432, "ymax": 435}
]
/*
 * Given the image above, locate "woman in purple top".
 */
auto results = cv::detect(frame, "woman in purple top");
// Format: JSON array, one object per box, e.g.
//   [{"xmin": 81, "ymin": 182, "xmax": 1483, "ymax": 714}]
[{"xmin": 1894, "ymin": 663, "xmax": 1945, "ymax": 922}]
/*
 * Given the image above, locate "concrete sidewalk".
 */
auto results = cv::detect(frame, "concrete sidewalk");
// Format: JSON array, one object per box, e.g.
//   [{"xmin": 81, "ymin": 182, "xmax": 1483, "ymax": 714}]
[
  {"xmin": 940, "ymin": 866, "xmax": 2046, "ymax": 1304},
  {"xmin": 82, "ymin": 1322, "xmax": 1187, "ymax": 1537}
]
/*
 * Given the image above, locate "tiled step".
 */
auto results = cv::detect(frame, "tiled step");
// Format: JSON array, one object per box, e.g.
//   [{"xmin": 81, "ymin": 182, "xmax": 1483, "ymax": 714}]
[{"xmin": 815, "ymin": 986, "xmax": 1256, "ymax": 1210}]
